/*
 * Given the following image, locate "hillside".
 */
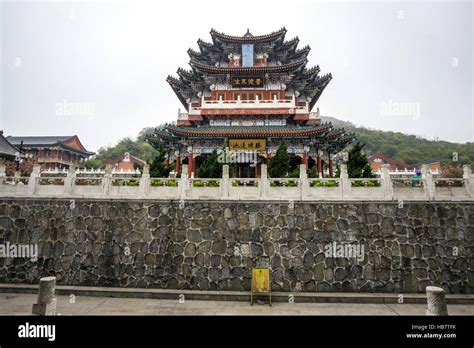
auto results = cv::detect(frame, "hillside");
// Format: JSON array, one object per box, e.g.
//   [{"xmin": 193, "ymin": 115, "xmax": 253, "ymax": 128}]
[
  {"xmin": 85, "ymin": 119, "xmax": 474, "ymax": 168},
  {"xmin": 321, "ymin": 116, "xmax": 474, "ymax": 167}
]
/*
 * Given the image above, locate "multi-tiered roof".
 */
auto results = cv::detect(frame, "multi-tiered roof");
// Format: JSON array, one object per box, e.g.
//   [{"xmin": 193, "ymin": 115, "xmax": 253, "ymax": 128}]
[
  {"xmin": 149, "ymin": 28, "xmax": 355, "ymax": 159},
  {"xmin": 167, "ymin": 27, "xmax": 332, "ymax": 110}
]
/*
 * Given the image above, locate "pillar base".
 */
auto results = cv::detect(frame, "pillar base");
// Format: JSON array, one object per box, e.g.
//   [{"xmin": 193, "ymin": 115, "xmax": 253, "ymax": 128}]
[{"xmin": 32, "ymin": 298, "xmax": 57, "ymax": 316}]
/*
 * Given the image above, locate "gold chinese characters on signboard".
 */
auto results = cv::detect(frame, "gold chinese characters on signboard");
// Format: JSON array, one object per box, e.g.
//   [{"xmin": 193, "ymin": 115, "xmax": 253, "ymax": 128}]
[
  {"xmin": 231, "ymin": 75, "xmax": 264, "ymax": 88},
  {"xmin": 229, "ymin": 139, "xmax": 266, "ymax": 151}
]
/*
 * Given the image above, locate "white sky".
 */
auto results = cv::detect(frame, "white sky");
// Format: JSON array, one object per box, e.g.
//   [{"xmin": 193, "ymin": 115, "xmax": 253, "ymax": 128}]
[{"xmin": 1, "ymin": 0, "xmax": 473, "ymax": 152}]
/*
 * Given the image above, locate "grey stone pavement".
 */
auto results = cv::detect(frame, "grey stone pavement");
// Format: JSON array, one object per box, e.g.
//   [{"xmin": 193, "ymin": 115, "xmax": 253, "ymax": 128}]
[{"xmin": 1, "ymin": 293, "xmax": 474, "ymax": 315}]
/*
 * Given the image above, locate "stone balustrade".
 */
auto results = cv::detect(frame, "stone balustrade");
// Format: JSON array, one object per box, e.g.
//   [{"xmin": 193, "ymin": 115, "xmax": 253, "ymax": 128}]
[{"xmin": 0, "ymin": 162, "xmax": 473, "ymax": 201}]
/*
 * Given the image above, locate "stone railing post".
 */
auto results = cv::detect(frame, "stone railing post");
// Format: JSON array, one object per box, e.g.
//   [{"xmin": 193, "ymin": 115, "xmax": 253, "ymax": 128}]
[
  {"xmin": 221, "ymin": 164, "xmax": 229, "ymax": 199},
  {"xmin": 64, "ymin": 164, "xmax": 76, "ymax": 195},
  {"xmin": 102, "ymin": 164, "xmax": 112, "ymax": 196},
  {"xmin": 462, "ymin": 165, "xmax": 473, "ymax": 197},
  {"xmin": 381, "ymin": 164, "xmax": 394, "ymax": 200},
  {"xmin": 32, "ymin": 276, "xmax": 57, "ymax": 316},
  {"xmin": 340, "ymin": 164, "xmax": 350, "ymax": 200},
  {"xmin": 180, "ymin": 164, "xmax": 189, "ymax": 200},
  {"xmin": 260, "ymin": 164, "xmax": 268, "ymax": 199},
  {"xmin": 0, "ymin": 163, "xmax": 5, "ymax": 177},
  {"xmin": 299, "ymin": 163, "xmax": 307, "ymax": 200},
  {"xmin": 423, "ymin": 164, "xmax": 435, "ymax": 200},
  {"xmin": 28, "ymin": 164, "xmax": 41, "ymax": 195},
  {"xmin": 139, "ymin": 164, "xmax": 150, "ymax": 197},
  {"xmin": 425, "ymin": 286, "xmax": 448, "ymax": 316}
]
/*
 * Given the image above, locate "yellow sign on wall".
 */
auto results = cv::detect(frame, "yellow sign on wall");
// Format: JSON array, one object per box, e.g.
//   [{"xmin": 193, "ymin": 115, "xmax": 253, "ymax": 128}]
[
  {"xmin": 229, "ymin": 139, "xmax": 266, "ymax": 151},
  {"xmin": 231, "ymin": 75, "xmax": 264, "ymax": 88},
  {"xmin": 252, "ymin": 268, "xmax": 270, "ymax": 293}
]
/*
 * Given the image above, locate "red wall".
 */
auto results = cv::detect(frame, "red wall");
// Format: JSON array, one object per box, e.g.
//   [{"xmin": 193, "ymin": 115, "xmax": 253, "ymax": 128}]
[{"xmin": 211, "ymin": 90, "xmax": 285, "ymax": 101}]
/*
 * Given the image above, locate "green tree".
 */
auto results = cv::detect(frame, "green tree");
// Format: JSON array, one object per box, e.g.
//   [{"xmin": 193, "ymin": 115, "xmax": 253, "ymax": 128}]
[
  {"xmin": 347, "ymin": 142, "xmax": 374, "ymax": 178},
  {"xmin": 149, "ymin": 146, "xmax": 170, "ymax": 178},
  {"xmin": 197, "ymin": 150, "xmax": 222, "ymax": 178},
  {"xmin": 83, "ymin": 158, "xmax": 102, "ymax": 169},
  {"xmin": 268, "ymin": 142, "xmax": 290, "ymax": 178}
]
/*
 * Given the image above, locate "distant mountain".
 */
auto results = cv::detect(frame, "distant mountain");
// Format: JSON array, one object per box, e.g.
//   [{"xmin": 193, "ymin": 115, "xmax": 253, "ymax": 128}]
[{"xmin": 321, "ymin": 116, "xmax": 474, "ymax": 167}]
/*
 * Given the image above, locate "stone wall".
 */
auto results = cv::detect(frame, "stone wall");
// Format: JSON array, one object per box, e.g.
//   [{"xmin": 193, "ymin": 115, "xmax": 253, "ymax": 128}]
[{"xmin": 0, "ymin": 199, "xmax": 472, "ymax": 293}]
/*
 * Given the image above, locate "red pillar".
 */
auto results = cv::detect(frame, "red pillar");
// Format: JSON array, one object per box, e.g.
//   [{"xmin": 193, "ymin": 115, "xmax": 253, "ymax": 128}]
[
  {"xmin": 317, "ymin": 156, "xmax": 322, "ymax": 178},
  {"xmin": 175, "ymin": 156, "xmax": 181, "ymax": 172},
  {"xmin": 329, "ymin": 159, "xmax": 334, "ymax": 177},
  {"xmin": 303, "ymin": 153, "xmax": 309, "ymax": 173}
]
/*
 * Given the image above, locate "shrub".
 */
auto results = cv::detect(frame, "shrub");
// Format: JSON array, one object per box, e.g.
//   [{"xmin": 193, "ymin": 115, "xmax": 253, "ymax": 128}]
[
  {"xmin": 287, "ymin": 167, "xmax": 300, "ymax": 178},
  {"xmin": 268, "ymin": 142, "xmax": 290, "ymax": 178},
  {"xmin": 192, "ymin": 180, "xmax": 219, "ymax": 187},
  {"xmin": 207, "ymin": 180, "xmax": 219, "ymax": 187}
]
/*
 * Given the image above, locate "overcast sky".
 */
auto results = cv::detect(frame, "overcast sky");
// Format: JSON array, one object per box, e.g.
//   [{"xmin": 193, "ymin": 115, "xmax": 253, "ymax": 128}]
[{"xmin": 1, "ymin": 0, "xmax": 472, "ymax": 152}]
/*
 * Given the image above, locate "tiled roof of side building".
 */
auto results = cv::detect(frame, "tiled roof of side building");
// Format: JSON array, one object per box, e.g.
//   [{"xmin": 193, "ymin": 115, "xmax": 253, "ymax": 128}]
[
  {"xmin": 6, "ymin": 135, "xmax": 95, "ymax": 156},
  {"xmin": 6, "ymin": 136, "xmax": 72, "ymax": 146},
  {"xmin": 0, "ymin": 132, "xmax": 18, "ymax": 157}
]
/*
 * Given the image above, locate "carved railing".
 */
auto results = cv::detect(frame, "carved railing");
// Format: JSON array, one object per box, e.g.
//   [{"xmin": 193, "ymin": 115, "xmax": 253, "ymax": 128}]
[{"xmin": 0, "ymin": 163, "xmax": 473, "ymax": 201}]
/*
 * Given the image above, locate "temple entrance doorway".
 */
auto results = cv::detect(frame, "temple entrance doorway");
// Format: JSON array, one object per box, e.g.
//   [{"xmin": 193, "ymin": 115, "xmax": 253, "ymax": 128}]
[{"xmin": 239, "ymin": 164, "xmax": 255, "ymax": 178}]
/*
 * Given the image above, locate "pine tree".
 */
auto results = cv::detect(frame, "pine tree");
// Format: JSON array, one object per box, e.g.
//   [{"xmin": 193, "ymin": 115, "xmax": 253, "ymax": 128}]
[
  {"xmin": 149, "ymin": 146, "xmax": 169, "ymax": 177},
  {"xmin": 268, "ymin": 142, "xmax": 290, "ymax": 178},
  {"xmin": 347, "ymin": 142, "xmax": 374, "ymax": 178},
  {"xmin": 197, "ymin": 150, "xmax": 222, "ymax": 178}
]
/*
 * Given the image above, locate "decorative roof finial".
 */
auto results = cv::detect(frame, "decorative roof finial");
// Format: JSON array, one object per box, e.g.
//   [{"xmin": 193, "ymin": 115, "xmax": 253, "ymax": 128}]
[{"xmin": 244, "ymin": 28, "xmax": 253, "ymax": 37}]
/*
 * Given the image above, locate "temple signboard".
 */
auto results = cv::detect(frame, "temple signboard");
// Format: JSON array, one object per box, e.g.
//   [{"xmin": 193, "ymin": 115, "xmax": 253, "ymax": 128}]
[
  {"xmin": 229, "ymin": 139, "xmax": 266, "ymax": 151},
  {"xmin": 231, "ymin": 75, "xmax": 264, "ymax": 88}
]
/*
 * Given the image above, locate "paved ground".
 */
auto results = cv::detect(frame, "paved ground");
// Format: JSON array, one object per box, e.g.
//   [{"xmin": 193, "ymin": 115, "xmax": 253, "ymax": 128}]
[{"xmin": 1, "ymin": 293, "xmax": 474, "ymax": 315}]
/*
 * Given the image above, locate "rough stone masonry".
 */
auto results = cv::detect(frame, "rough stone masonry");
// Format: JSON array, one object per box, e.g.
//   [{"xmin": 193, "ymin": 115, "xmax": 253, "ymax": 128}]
[{"xmin": 0, "ymin": 199, "xmax": 472, "ymax": 293}]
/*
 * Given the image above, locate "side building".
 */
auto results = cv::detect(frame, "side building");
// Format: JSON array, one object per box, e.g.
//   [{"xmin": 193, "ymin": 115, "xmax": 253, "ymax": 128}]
[{"xmin": 6, "ymin": 135, "xmax": 94, "ymax": 170}]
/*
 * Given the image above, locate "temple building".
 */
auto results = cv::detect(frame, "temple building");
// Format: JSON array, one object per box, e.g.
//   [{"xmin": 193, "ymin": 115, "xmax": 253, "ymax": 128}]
[
  {"xmin": 5, "ymin": 135, "xmax": 94, "ymax": 170},
  {"xmin": 149, "ymin": 28, "xmax": 355, "ymax": 177},
  {"xmin": 104, "ymin": 152, "xmax": 146, "ymax": 172},
  {"xmin": 369, "ymin": 152, "xmax": 409, "ymax": 172}
]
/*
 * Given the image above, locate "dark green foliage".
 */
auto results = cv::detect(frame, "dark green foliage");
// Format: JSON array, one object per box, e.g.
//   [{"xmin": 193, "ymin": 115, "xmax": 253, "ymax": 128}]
[
  {"xmin": 149, "ymin": 146, "xmax": 170, "ymax": 178},
  {"xmin": 268, "ymin": 142, "xmax": 290, "ymax": 178},
  {"xmin": 322, "ymin": 116, "xmax": 474, "ymax": 167},
  {"xmin": 83, "ymin": 130, "xmax": 160, "ymax": 168},
  {"xmin": 347, "ymin": 142, "xmax": 374, "ymax": 178},
  {"xmin": 287, "ymin": 166, "xmax": 300, "ymax": 178},
  {"xmin": 197, "ymin": 150, "xmax": 223, "ymax": 178},
  {"xmin": 308, "ymin": 166, "xmax": 318, "ymax": 178}
]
